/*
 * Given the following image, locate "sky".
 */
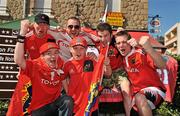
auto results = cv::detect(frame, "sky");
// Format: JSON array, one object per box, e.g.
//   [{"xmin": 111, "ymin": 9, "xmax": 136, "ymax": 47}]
[{"xmin": 148, "ymin": 0, "xmax": 180, "ymax": 36}]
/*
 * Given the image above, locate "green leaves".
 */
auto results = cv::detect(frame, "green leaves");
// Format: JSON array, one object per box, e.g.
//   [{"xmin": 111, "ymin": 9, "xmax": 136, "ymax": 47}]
[{"xmin": 101, "ymin": 68, "xmax": 127, "ymax": 89}]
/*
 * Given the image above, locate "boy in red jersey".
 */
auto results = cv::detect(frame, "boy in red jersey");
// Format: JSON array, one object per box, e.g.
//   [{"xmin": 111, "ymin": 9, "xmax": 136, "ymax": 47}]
[
  {"xmin": 63, "ymin": 36, "xmax": 111, "ymax": 116},
  {"xmin": 14, "ymin": 41, "xmax": 73, "ymax": 115},
  {"xmin": 114, "ymin": 30, "xmax": 166, "ymax": 116},
  {"xmin": 7, "ymin": 13, "xmax": 56, "ymax": 116}
]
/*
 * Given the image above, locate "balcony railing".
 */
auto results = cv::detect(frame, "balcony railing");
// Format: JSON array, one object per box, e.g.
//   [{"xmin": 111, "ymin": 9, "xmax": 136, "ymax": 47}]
[{"xmin": 164, "ymin": 37, "xmax": 177, "ymax": 47}]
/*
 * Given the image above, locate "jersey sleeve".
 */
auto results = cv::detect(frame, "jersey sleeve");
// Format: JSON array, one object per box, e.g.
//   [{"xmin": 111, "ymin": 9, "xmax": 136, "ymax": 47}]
[{"xmin": 62, "ymin": 62, "xmax": 70, "ymax": 79}]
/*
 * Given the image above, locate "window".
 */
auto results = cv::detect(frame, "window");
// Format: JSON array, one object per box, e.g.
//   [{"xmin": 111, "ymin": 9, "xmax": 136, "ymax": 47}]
[
  {"xmin": 34, "ymin": 0, "xmax": 52, "ymax": 16},
  {"xmin": 105, "ymin": 0, "xmax": 121, "ymax": 12},
  {"xmin": 0, "ymin": 0, "xmax": 8, "ymax": 16}
]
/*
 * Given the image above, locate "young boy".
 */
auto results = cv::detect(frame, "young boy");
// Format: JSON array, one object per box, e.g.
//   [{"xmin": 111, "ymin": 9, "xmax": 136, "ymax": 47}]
[
  {"xmin": 63, "ymin": 36, "xmax": 110, "ymax": 116},
  {"xmin": 14, "ymin": 41, "xmax": 73, "ymax": 116}
]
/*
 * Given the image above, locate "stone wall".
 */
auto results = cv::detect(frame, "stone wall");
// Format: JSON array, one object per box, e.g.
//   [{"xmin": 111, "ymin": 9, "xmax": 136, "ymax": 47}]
[
  {"xmin": 7, "ymin": 0, "xmax": 23, "ymax": 20},
  {"xmin": 121, "ymin": 0, "xmax": 148, "ymax": 30},
  {"xmin": 0, "ymin": 0, "xmax": 23, "ymax": 23},
  {"xmin": 52, "ymin": 0, "xmax": 148, "ymax": 30},
  {"xmin": 1, "ymin": 0, "xmax": 148, "ymax": 31},
  {"xmin": 52, "ymin": 0, "xmax": 104, "ymax": 28}
]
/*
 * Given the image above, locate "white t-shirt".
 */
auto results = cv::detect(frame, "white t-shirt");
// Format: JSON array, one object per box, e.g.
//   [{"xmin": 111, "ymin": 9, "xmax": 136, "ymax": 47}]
[{"xmin": 48, "ymin": 30, "xmax": 99, "ymax": 61}]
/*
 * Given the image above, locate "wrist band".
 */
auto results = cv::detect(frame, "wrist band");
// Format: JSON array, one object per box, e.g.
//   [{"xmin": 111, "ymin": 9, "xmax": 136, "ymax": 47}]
[
  {"xmin": 17, "ymin": 35, "xmax": 25, "ymax": 43},
  {"xmin": 17, "ymin": 38, "xmax": 25, "ymax": 43}
]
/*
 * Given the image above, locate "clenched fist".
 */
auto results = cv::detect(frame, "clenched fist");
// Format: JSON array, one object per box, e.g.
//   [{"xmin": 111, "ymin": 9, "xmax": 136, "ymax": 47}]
[
  {"xmin": 20, "ymin": 20, "xmax": 33, "ymax": 36},
  {"xmin": 138, "ymin": 36, "xmax": 152, "ymax": 50},
  {"xmin": 127, "ymin": 38, "xmax": 138, "ymax": 47}
]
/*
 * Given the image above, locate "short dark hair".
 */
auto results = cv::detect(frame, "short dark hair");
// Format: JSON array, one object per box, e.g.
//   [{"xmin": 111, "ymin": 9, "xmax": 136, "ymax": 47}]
[
  {"xmin": 115, "ymin": 30, "xmax": 131, "ymax": 40},
  {"xmin": 67, "ymin": 16, "xmax": 80, "ymax": 25},
  {"xmin": 96, "ymin": 23, "xmax": 112, "ymax": 35}
]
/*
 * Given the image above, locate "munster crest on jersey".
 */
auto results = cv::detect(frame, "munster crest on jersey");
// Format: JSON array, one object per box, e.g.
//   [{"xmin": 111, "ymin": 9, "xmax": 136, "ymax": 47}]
[
  {"xmin": 83, "ymin": 60, "xmax": 94, "ymax": 72},
  {"xmin": 131, "ymin": 58, "xmax": 136, "ymax": 64}
]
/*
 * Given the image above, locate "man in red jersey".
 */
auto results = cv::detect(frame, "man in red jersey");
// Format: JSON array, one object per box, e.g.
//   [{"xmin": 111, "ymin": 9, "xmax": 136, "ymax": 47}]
[
  {"xmin": 14, "ymin": 40, "xmax": 73, "ymax": 115},
  {"xmin": 155, "ymin": 47, "xmax": 178, "ymax": 102},
  {"xmin": 7, "ymin": 13, "xmax": 56, "ymax": 116},
  {"xmin": 96, "ymin": 23, "xmax": 123, "ymax": 71},
  {"xmin": 96, "ymin": 23, "xmax": 132, "ymax": 116},
  {"xmin": 114, "ymin": 30, "xmax": 166, "ymax": 116},
  {"xmin": 63, "ymin": 36, "xmax": 111, "ymax": 116}
]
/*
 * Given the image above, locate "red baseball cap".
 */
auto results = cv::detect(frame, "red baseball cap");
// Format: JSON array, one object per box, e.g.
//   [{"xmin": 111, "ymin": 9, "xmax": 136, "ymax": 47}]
[
  {"xmin": 70, "ymin": 36, "xmax": 87, "ymax": 47},
  {"xmin": 40, "ymin": 42, "xmax": 59, "ymax": 54}
]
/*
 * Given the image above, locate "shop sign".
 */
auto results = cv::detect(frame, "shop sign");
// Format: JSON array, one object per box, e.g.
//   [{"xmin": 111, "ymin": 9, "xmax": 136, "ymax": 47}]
[
  {"xmin": 0, "ymin": 28, "xmax": 19, "ymax": 81},
  {"xmin": 107, "ymin": 12, "xmax": 124, "ymax": 27}
]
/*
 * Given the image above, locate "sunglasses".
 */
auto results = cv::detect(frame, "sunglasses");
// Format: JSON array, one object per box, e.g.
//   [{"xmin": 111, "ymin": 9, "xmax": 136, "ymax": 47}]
[{"xmin": 68, "ymin": 25, "xmax": 80, "ymax": 29}]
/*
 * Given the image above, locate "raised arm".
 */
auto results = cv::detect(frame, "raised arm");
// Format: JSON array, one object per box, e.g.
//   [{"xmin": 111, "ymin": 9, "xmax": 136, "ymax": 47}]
[
  {"xmin": 14, "ymin": 40, "xmax": 26, "ymax": 70},
  {"xmin": 14, "ymin": 20, "xmax": 30, "ymax": 70},
  {"xmin": 138, "ymin": 36, "xmax": 166, "ymax": 69}
]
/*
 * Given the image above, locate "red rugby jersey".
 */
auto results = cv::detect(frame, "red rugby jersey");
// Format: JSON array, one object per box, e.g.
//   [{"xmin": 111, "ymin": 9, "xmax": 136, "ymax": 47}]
[
  {"xmin": 24, "ymin": 57, "xmax": 64, "ymax": 112},
  {"xmin": 24, "ymin": 34, "xmax": 55, "ymax": 59},
  {"xmin": 63, "ymin": 57, "xmax": 98, "ymax": 115},
  {"xmin": 123, "ymin": 48, "xmax": 166, "ymax": 93}
]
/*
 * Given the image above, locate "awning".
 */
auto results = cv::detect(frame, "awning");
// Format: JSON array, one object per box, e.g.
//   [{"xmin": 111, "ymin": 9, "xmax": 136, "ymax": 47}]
[
  {"xmin": 82, "ymin": 27, "xmax": 165, "ymax": 49},
  {"xmin": 0, "ymin": 15, "xmax": 58, "ymax": 30}
]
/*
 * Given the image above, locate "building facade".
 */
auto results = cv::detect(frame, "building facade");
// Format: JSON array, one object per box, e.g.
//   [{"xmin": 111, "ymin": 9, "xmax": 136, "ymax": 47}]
[
  {"xmin": 164, "ymin": 23, "xmax": 180, "ymax": 55},
  {"xmin": 0, "ymin": 0, "xmax": 148, "ymax": 31}
]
